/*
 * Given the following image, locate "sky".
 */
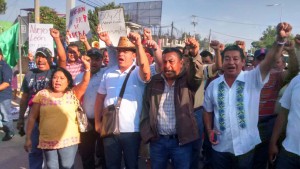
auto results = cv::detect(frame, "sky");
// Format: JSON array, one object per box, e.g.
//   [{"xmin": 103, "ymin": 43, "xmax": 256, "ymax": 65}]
[{"xmin": 1, "ymin": 0, "xmax": 300, "ymax": 50}]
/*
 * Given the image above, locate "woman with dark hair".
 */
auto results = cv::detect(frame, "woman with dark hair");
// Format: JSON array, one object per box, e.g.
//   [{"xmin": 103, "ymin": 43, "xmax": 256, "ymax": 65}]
[{"xmin": 24, "ymin": 56, "xmax": 91, "ymax": 169}]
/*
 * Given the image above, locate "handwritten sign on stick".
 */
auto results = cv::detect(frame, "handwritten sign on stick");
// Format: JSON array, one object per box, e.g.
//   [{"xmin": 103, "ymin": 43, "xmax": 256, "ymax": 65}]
[
  {"xmin": 68, "ymin": 5, "xmax": 91, "ymax": 42},
  {"xmin": 29, "ymin": 23, "xmax": 54, "ymax": 56},
  {"xmin": 98, "ymin": 8, "xmax": 127, "ymax": 46}
]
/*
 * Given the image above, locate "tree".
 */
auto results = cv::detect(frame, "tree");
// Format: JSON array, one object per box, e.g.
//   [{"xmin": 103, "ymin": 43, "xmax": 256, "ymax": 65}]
[
  {"xmin": 31, "ymin": 6, "xmax": 66, "ymax": 34},
  {"xmin": 0, "ymin": 0, "xmax": 6, "ymax": 14},
  {"xmin": 88, "ymin": 2, "xmax": 123, "ymax": 42}
]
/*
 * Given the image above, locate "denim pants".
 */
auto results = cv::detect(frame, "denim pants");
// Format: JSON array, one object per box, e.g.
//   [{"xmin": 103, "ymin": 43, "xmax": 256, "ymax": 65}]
[
  {"xmin": 211, "ymin": 149, "xmax": 254, "ymax": 169},
  {"xmin": 275, "ymin": 148, "xmax": 300, "ymax": 169},
  {"xmin": 28, "ymin": 122, "xmax": 43, "ymax": 169},
  {"xmin": 190, "ymin": 108, "xmax": 204, "ymax": 169},
  {"xmin": 103, "ymin": 132, "xmax": 141, "ymax": 169},
  {"xmin": 253, "ymin": 115, "xmax": 276, "ymax": 169},
  {"xmin": 43, "ymin": 144, "xmax": 78, "ymax": 169},
  {"xmin": 0, "ymin": 99, "xmax": 15, "ymax": 134},
  {"xmin": 150, "ymin": 137, "xmax": 193, "ymax": 169}
]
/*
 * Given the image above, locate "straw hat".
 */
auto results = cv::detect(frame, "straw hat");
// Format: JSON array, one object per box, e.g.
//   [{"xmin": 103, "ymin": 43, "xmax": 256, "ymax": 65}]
[
  {"xmin": 117, "ymin": 36, "xmax": 135, "ymax": 49},
  {"xmin": 91, "ymin": 41, "xmax": 100, "ymax": 49}
]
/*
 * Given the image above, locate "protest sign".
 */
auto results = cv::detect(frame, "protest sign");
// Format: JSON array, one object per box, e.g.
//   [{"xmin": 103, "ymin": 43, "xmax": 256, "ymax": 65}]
[
  {"xmin": 28, "ymin": 23, "xmax": 54, "ymax": 56},
  {"xmin": 98, "ymin": 8, "xmax": 127, "ymax": 46},
  {"xmin": 68, "ymin": 5, "xmax": 91, "ymax": 42}
]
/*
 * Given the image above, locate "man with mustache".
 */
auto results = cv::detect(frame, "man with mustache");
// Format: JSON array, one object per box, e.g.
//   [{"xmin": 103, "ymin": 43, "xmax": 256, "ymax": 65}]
[
  {"xmin": 203, "ymin": 22, "xmax": 292, "ymax": 169},
  {"xmin": 140, "ymin": 37, "xmax": 203, "ymax": 168}
]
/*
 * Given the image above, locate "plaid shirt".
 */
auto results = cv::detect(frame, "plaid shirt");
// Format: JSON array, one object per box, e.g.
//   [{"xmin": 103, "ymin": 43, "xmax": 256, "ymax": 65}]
[
  {"xmin": 157, "ymin": 76, "xmax": 176, "ymax": 135},
  {"xmin": 66, "ymin": 60, "xmax": 84, "ymax": 80}
]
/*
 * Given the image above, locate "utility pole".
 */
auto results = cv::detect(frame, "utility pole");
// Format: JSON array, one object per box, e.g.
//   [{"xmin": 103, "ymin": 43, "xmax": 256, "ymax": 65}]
[
  {"xmin": 170, "ymin": 22, "xmax": 174, "ymax": 47},
  {"xmin": 208, "ymin": 29, "xmax": 211, "ymax": 51},
  {"xmin": 34, "ymin": 0, "xmax": 40, "ymax": 23},
  {"xmin": 191, "ymin": 15, "xmax": 198, "ymax": 37},
  {"xmin": 66, "ymin": 0, "xmax": 76, "ymax": 27}
]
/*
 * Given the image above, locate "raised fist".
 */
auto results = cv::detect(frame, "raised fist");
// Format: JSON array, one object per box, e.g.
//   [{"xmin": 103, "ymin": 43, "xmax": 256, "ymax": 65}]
[
  {"xmin": 210, "ymin": 40, "xmax": 223, "ymax": 51},
  {"xmin": 276, "ymin": 22, "xmax": 292, "ymax": 41},
  {"xmin": 143, "ymin": 28, "xmax": 152, "ymax": 41},
  {"xmin": 50, "ymin": 28, "xmax": 60, "ymax": 39},
  {"xmin": 235, "ymin": 40, "xmax": 245, "ymax": 50},
  {"xmin": 128, "ymin": 32, "xmax": 142, "ymax": 47}
]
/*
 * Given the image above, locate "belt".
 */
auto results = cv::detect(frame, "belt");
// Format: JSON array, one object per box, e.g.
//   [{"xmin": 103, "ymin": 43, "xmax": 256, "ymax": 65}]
[
  {"xmin": 159, "ymin": 134, "xmax": 178, "ymax": 139},
  {"xmin": 259, "ymin": 114, "xmax": 277, "ymax": 123},
  {"xmin": 194, "ymin": 106, "xmax": 204, "ymax": 112}
]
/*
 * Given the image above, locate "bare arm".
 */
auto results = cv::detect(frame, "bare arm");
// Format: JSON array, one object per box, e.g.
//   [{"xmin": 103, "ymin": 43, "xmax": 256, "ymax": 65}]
[
  {"xmin": 98, "ymin": 31, "xmax": 117, "ymax": 67},
  {"xmin": 269, "ymin": 107, "xmax": 289, "ymax": 164},
  {"xmin": 79, "ymin": 34, "xmax": 91, "ymax": 51},
  {"xmin": 281, "ymin": 41, "xmax": 298, "ymax": 84},
  {"xmin": 210, "ymin": 40, "xmax": 223, "ymax": 73},
  {"xmin": 50, "ymin": 28, "xmax": 67, "ymax": 68},
  {"xmin": 94, "ymin": 93, "xmax": 106, "ymax": 133},
  {"xmin": 260, "ymin": 23, "xmax": 292, "ymax": 81},
  {"xmin": 17, "ymin": 92, "xmax": 29, "ymax": 130},
  {"xmin": 24, "ymin": 103, "xmax": 40, "ymax": 152},
  {"xmin": 72, "ymin": 56, "xmax": 91, "ymax": 100},
  {"xmin": 203, "ymin": 111, "xmax": 219, "ymax": 145},
  {"xmin": 145, "ymin": 40, "xmax": 163, "ymax": 73},
  {"xmin": 128, "ymin": 32, "xmax": 151, "ymax": 82},
  {"xmin": 0, "ymin": 82, "xmax": 9, "ymax": 91}
]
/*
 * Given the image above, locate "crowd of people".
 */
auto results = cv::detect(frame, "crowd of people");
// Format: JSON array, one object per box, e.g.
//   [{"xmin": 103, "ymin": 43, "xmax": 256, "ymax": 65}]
[{"xmin": 0, "ymin": 21, "xmax": 299, "ymax": 169}]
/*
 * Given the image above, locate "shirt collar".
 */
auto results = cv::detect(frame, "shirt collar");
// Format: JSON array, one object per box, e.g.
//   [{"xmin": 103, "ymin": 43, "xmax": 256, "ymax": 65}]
[
  {"xmin": 116, "ymin": 63, "xmax": 135, "ymax": 74},
  {"xmin": 218, "ymin": 70, "xmax": 246, "ymax": 85}
]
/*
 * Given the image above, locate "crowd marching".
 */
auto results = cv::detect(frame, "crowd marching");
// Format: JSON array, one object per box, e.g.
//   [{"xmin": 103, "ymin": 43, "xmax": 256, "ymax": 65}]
[{"xmin": 0, "ymin": 21, "xmax": 299, "ymax": 169}]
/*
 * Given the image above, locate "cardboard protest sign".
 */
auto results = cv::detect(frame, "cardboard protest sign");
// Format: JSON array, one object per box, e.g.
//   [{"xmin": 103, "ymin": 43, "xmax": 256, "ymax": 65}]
[
  {"xmin": 67, "ymin": 5, "xmax": 91, "ymax": 42},
  {"xmin": 98, "ymin": 8, "xmax": 127, "ymax": 46},
  {"xmin": 28, "ymin": 23, "xmax": 54, "ymax": 56}
]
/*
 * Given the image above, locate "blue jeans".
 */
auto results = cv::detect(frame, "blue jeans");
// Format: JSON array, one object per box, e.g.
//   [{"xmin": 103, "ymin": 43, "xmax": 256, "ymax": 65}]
[
  {"xmin": 150, "ymin": 137, "xmax": 193, "ymax": 169},
  {"xmin": 275, "ymin": 148, "xmax": 300, "ymax": 169},
  {"xmin": 103, "ymin": 132, "xmax": 141, "ymax": 169},
  {"xmin": 0, "ymin": 99, "xmax": 14, "ymax": 134},
  {"xmin": 43, "ymin": 144, "xmax": 78, "ymax": 169},
  {"xmin": 29, "ymin": 122, "xmax": 43, "ymax": 169},
  {"xmin": 191, "ymin": 108, "xmax": 204, "ymax": 169},
  {"xmin": 211, "ymin": 149, "xmax": 254, "ymax": 169}
]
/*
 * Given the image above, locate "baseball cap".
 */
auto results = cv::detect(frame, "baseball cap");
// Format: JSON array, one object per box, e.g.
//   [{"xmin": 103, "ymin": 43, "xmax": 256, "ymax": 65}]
[
  {"xmin": 35, "ymin": 47, "xmax": 52, "ymax": 58},
  {"xmin": 87, "ymin": 48, "xmax": 103, "ymax": 58},
  {"xmin": 254, "ymin": 48, "xmax": 267, "ymax": 59}
]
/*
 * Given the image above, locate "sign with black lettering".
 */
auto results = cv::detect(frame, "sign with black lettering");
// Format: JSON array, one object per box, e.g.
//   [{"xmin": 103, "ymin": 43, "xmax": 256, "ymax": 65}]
[
  {"xmin": 29, "ymin": 23, "xmax": 54, "ymax": 56},
  {"xmin": 98, "ymin": 8, "xmax": 127, "ymax": 46}
]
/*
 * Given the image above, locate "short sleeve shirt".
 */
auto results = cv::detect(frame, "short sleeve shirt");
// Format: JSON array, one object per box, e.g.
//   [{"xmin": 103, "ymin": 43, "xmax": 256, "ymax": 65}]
[{"xmin": 0, "ymin": 61, "xmax": 12, "ymax": 101}]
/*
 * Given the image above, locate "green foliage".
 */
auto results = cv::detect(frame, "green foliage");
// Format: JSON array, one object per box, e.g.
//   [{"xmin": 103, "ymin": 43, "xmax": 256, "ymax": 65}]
[
  {"xmin": 0, "ymin": 0, "xmax": 6, "ymax": 14},
  {"xmin": 31, "ymin": 6, "xmax": 66, "ymax": 35}
]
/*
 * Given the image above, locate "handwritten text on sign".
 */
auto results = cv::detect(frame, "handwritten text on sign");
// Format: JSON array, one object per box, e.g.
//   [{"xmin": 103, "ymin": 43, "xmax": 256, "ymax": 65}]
[
  {"xmin": 98, "ymin": 8, "xmax": 127, "ymax": 46},
  {"xmin": 29, "ymin": 23, "xmax": 54, "ymax": 56},
  {"xmin": 68, "ymin": 5, "xmax": 90, "ymax": 42}
]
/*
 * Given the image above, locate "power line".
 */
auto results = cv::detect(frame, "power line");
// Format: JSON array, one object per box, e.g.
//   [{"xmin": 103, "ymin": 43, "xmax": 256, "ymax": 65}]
[{"xmin": 211, "ymin": 30, "xmax": 258, "ymax": 41}]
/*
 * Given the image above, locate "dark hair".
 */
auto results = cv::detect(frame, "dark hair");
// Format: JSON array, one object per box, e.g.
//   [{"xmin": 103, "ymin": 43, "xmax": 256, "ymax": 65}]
[
  {"xmin": 221, "ymin": 45, "xmax": 245, "ymax": 60},
  {"xmin": 162, "ymin": 47, "xmax": 183, "ymax": 59},
  {"xmin": 48, "ymin": 67, "xmax": 73, "ymax": 92},
  {"xmin": 67, "ymin": 43, "xmax": 80, "ymax": 51},
  {"xmin": 200, "ymin": 50, "xmax": 213, "ymax": 61}
]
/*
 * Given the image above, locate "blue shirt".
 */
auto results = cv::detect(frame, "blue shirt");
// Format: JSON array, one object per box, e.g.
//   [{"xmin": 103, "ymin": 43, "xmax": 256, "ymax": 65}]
[{"xmin": 0, "ymin": 60, "xmax": 12, "ymax": 101}]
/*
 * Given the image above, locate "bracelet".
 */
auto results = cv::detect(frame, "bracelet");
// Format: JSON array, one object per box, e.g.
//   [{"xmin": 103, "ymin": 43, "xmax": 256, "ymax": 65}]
[
  {"xmin": 85, "ymin": 68, "xmax": 91, "ymax": 72},
  {"xmin": 277, "ymin": 41, "xmax": 286, "ymax": 46}
]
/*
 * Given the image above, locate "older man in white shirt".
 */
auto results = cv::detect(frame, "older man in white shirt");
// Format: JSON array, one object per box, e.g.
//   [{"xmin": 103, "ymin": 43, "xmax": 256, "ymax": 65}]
[{"xmin": 203, "ymin": 22, "xmax": 292, "ymax": 169}]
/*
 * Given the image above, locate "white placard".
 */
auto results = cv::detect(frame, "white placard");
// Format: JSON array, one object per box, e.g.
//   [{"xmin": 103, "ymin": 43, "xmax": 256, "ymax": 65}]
[
  {"xmin": 98, "ymin": 8, "xmax": 127, "ymax": 46},
  {"xmin": 28, "ymin": 23, "xmax": 54, "ymax": 56},
  {"xmin": 67, "ymin": 5, "xmax": 91, "ymax": 42}
]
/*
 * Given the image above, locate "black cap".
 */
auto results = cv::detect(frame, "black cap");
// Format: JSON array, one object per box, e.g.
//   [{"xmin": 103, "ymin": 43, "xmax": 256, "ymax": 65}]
[
  {"xmin": 35, "ymin": 47, "xmax": 52, "ymax": 58},
  {"xmin": 87, "ymin": 48, "xmax": 103, "ymax": 58}
]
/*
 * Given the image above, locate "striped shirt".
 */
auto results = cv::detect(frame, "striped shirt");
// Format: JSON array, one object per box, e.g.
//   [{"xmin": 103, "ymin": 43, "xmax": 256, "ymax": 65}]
[{"xmin": 66, "ymin": 60, "xmax": 84, "ymax": 80}]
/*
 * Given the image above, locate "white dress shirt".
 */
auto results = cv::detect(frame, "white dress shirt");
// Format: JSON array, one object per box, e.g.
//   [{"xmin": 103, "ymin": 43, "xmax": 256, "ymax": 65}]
[
  {"xmin": 203, "ymin": 66, "xmax": 269, "ymax": 156},
  {"xmin": 98, "ymin": 64, "xmax": 146, "ymax": 132},
  {"xmin": 279, "ymin": 75, "xmax": 300, "ymax": 156}
]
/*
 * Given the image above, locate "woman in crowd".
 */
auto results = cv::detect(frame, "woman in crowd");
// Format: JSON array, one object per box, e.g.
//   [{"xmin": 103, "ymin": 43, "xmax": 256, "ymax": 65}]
[{"xmin": 24, "ymin": 56, "xmax": 91, "ymax": 169}]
